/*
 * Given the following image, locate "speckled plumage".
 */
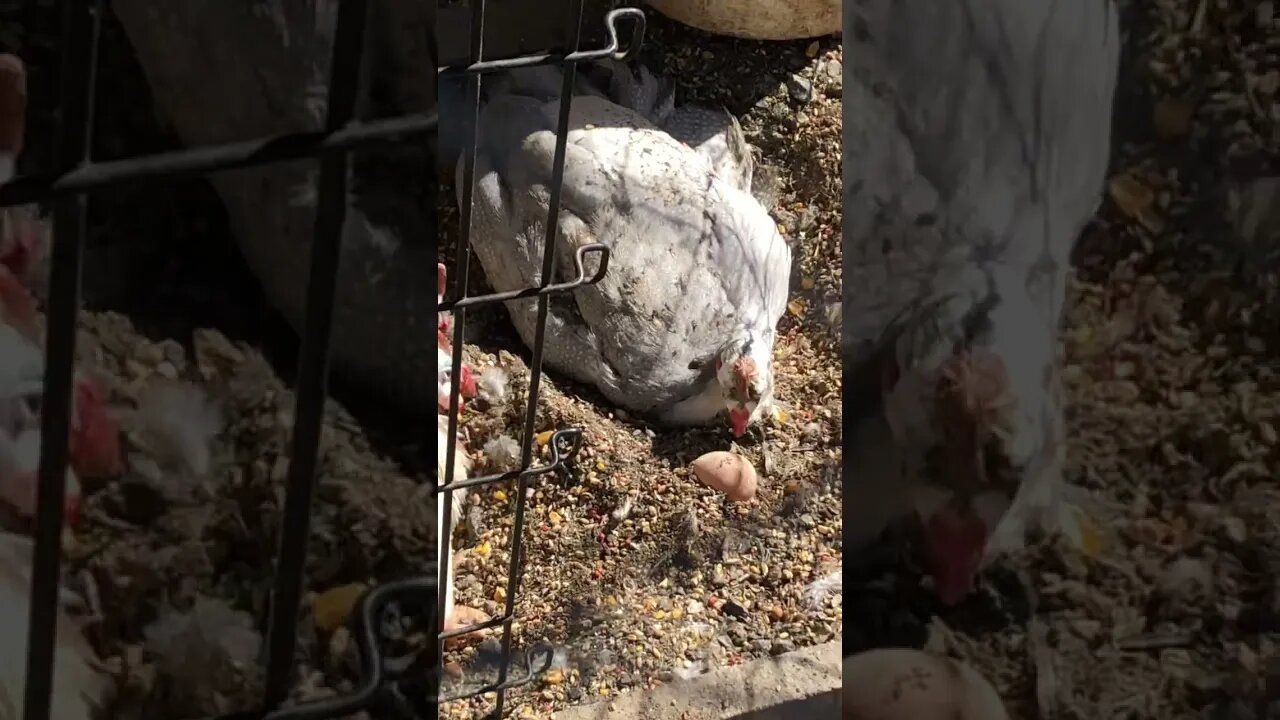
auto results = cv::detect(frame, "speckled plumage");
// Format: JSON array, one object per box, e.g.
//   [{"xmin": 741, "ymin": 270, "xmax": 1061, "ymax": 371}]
[
  {"xmin": 841, "ymin": 0, "xmax": 1120, "ymax": 566},
  {"xmin": 460, "ymin": 61, "xmax": 790, "ymax": 426}
]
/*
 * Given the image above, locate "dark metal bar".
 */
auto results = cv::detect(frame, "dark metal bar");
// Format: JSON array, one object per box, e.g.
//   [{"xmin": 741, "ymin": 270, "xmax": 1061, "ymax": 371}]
[
  {"xmin": 491, "ymin": 0, "xmax": 587, "ymax": 714},
  {"xmin": 436, "ymin": 0, "xmax": 488, "ymax": 704},
  {"xmin": 0, "ymin": 113, "xmax": 436, "ymax": 208},
  {"xmin": 22, "ymin": 2, "xmax": 100, "ymax": 720},
  {"xmin": 260, "ymin": 0, "xmax": 369, "ymax": 710}
]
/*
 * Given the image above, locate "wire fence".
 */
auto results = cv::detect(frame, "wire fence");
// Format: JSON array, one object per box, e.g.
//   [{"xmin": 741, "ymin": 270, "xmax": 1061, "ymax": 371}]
[
  {"xmin": 437, "ymin": 2, "xmax": 644, "ymax": 717},
  {"xmin": 0, "ymin": 1, "xmax": 640, "ymax": 719}
]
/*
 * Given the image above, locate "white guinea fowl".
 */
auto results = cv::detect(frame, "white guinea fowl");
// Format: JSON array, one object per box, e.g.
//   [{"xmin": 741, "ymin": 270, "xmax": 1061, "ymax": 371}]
[
  {"xmin": 459, "ymin": 60, "xmax": 791, "ymax": 437},
  {"xmin": 0, "ymin": 532, "xmax": 111, "ymax": 720},
  {"xmin": 841, "ymin": 0, "xmax": 1120, "ymax": 603}
]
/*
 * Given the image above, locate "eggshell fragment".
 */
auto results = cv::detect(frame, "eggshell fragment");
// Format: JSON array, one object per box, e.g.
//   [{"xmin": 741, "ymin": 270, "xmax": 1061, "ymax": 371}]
[
  {"xmin": 690, "ymin": 451, "xmax": 757, "ymax": 501},
  {"xmin": 842, "ymin": 648, "xmax": 1008, "ymax": 720}
]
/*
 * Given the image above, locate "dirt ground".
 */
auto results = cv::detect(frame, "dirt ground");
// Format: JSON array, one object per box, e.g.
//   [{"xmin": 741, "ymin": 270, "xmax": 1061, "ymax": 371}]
[
  {"xmin": 846, "ymin": 2, "xmax": 1280, "ymax": 719},
  {"xmin": 434, "ymin": 16, "xmax": 844, "ymax": 719},
  {"xmin": 0, "ymin": 1, "xmax": 1275, "ymax": 719}
]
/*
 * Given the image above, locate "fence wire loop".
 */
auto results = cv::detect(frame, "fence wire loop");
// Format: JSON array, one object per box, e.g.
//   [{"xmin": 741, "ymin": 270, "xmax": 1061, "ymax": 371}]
[
  {"xmin": 433, "ymin": 4, "xmax": 644, "ymax": 718},
  {"xmin": 439, "ymin": 243, "xmax": 611, "ymax": 312}
]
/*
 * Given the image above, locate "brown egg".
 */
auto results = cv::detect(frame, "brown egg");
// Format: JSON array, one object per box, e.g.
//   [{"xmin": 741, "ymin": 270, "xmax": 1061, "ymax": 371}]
[
  {"xmin": 690, "ymin": 451, "xmax": 758, "ymax": 502},
  {"xmin": 843, "ymin": 648, "xmax": 1008, "ymax": 720}
]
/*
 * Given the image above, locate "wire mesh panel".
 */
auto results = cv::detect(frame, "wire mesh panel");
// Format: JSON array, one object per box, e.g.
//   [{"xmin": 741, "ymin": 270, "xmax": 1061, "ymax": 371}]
[
  {"xmin": 1, "ymin": 1, "xmax": 425, "ymax": 719},
  {"xmin": 436, "ymin": 2, "xmax": 644, "ymax": 716},
  {"xmin": 0, "ymin": 1, "xmax": 643, "ymax": 719}
]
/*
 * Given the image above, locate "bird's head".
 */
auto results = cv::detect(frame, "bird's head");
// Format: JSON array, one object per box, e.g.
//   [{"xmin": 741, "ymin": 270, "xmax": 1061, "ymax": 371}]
[
  {"xmin": 437, "ymin": 346, "xmax": 477, "ymax": 414},
  {"xmin": 715, "ymin": 329, "xmax": 774, "ymax": 438},
  {"xmin": 881, "ymin": 272, "xmax": 1059, "ymax": 604}
]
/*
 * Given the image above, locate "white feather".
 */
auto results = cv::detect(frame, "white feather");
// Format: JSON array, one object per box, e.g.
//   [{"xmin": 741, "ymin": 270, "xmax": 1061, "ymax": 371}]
[
  {"xmin": 802, "ymin": 571, "xmax": 844, "ymax": 610},
  {"xmin": 135, "ymin": 380, "xmax": 223, "ymax": 477},
  {"xmin": 476, "ymin": 366, "xmax": 509, "ymax": 406}
]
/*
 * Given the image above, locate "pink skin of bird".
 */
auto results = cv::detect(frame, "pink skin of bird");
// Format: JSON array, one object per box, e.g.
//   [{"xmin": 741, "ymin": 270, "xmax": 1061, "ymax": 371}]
[
  {"xmin": 883, "ymin": 345, "xmax": 1010, "ymax": 605},
  {"xmin": 720, "ymin": 355, "xmax": 758, "ymax": 438},
  {"xmin": 923, "ymin": 506, "xmax": 988, "ymax": 606},
  {"xmin": 437, "ymin": 364, "xmax": 477, "ymax": 414}
]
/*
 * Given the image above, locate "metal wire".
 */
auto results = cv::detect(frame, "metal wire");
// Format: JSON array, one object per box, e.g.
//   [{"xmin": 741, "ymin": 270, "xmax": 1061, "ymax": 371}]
[
  {"xmin": 260, "ymin": 0, "xmax": 370, "ymax": 711},
  {"xmin": 436, "ymin": 5, "xmax": 645, "ymax": 717},
  {"xmin": 21, "ymin": 3, "xmax": 99, "ymax": 718},
  {"xmin": 2, "ymin": 1, "xmax": 644, "ymax": 719}
]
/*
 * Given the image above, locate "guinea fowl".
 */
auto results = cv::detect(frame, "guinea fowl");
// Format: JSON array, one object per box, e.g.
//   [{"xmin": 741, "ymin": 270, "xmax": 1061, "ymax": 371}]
[
  {"xmin": 456, "ymin": 60, "xmax": 790, "ymax": 437},
  {"xmin": 841, "ymin": 0, "xmax": 1120, "ymax": 604}
]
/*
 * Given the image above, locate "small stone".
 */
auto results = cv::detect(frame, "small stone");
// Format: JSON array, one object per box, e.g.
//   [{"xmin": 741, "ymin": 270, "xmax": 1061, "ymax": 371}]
[{"xmin": 786, "ymin": 74, "xmax": 813, "ymax": 104}]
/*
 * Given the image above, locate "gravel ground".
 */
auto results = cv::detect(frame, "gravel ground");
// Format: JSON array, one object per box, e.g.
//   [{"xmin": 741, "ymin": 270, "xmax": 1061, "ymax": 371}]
[
  {"xmin": 840, "ymin": 2, "xmax": 1280, "ymax": 719},
  {"xmin": 1, "ymin": 1, "xmax": 1275, "ymax": 719},
  {"xmin": 436, "ymin": 14, "xmax": 844, "ymax": 718}
]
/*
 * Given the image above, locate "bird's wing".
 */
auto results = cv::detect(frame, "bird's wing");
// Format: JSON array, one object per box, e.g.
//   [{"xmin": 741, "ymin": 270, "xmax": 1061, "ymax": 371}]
[
  {"xmin": 468, "ymin": 85, "xmax": 789, "ymax": 411},
  {"xmin": 842, "ymin": 0, "xmax": 1120, "ymax": 364},
  {"xmin": 465, "ymin": 93, "xmax": 621, "ymax": 399},
  {"xmin": 548, "ymin": 97, "xmax": 790, "ymax": 389}
]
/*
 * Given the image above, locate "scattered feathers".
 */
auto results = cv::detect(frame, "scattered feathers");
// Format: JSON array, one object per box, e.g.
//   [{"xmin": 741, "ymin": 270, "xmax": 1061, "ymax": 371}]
[
  {"xmin": 134, "ymin": 380, "xmax": 223, "ymax": 477},
  {"xmin": 482, "ymin": 434, "xmax": 520, "ymax": 473}
]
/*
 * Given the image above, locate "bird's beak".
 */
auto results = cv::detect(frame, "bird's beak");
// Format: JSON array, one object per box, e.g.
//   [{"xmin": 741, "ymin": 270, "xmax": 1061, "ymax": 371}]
[{"xmin": 729, "ymin": 407, "xmax": 751, "ymax": 437}]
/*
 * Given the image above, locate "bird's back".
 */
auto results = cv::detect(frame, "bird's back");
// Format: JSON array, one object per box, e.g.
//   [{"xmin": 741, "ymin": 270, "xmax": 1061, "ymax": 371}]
[
  {"xmin": 468, "ymin": 78, "xmax": 790, "ymax": 409},
  {"xmin": 842, "ymin": 0, "xmax": 1121, "ymax": 366}
]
